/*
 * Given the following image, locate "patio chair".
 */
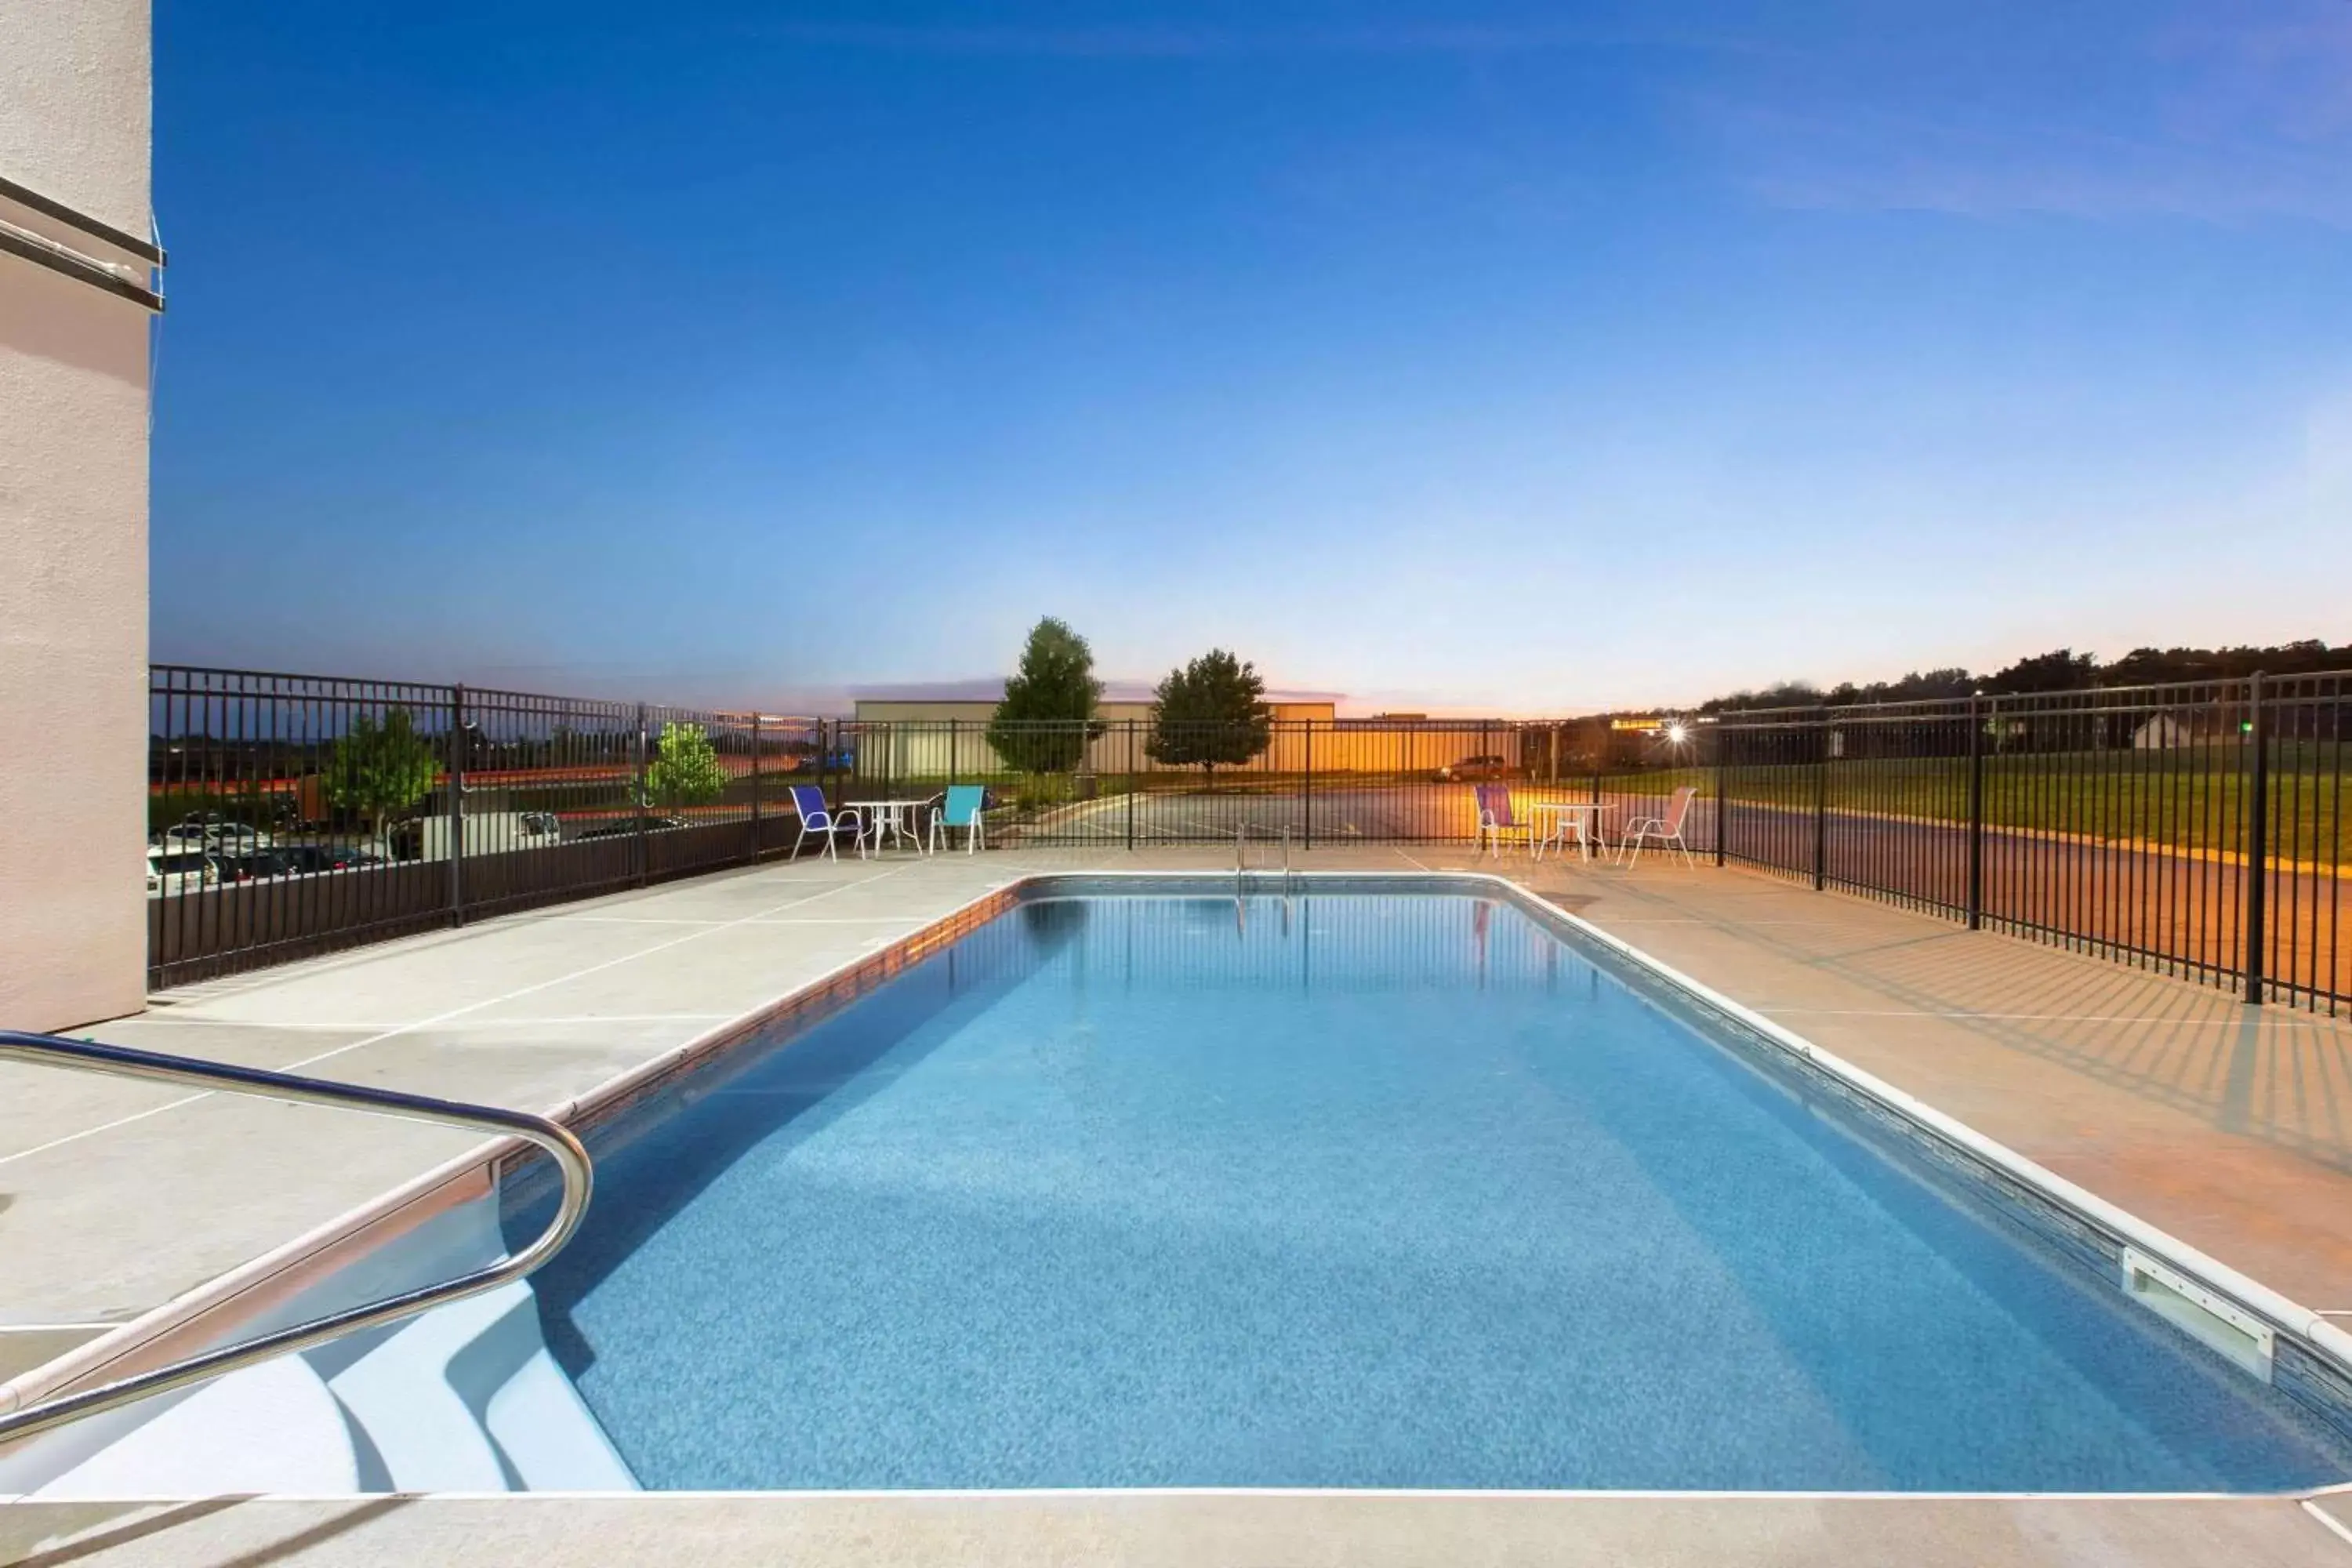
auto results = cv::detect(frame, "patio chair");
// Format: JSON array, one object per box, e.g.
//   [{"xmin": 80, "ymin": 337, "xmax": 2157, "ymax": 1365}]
[
  {"xmin": 927, "ymin": 784, "xmax": 988, "ymax": 855},
  {"xmin": 1617, "ymin": 786, "xmax": 1698, "ymax": 869},
  {"xmin": 787, "ymin": 786, "xmax": 864, "ymax": 862},
  {"xmin": 1474, "ymin": 783, "xmax": 1535, "ymax": 858}
]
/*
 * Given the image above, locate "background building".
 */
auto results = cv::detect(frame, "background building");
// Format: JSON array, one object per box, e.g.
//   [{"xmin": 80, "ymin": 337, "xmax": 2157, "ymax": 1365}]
[
  {"xmin": 1, "ymin": 0, "xmax": 159, "ymax": 1027},
  {"xmin": 847, "ymin": 689, "xmax": 1547, "ymax": 779},
  {"xmin": 850, "ymin": 691, "xmax": 1340, "ymax": 779}
]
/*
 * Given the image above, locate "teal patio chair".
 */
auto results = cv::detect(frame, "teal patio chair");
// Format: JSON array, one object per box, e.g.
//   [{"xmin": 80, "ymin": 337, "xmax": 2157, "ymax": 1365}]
[{"xmin": 928, "ymin": 784, "xmax": 988, "ymax": 855}]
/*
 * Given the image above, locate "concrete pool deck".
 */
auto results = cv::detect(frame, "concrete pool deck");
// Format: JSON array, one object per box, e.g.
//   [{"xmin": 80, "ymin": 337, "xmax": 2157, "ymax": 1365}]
[
  {"xmin": 6, "ymin": 845, "xmax": 2352, "ymax": 1563},
  {"xmin": 6, "ymin": 1490, "xmax": 2352, "ymax": 1567}
]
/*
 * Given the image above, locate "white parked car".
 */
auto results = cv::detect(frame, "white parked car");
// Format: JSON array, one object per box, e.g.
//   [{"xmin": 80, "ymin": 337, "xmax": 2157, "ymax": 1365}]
[
  {"xmin": 158, "ymin": 818, "xmax": 269, "ymax": 852},
  {"xmin": 147, "ymin": 847, "xmax": 221, "ymax": 896}
]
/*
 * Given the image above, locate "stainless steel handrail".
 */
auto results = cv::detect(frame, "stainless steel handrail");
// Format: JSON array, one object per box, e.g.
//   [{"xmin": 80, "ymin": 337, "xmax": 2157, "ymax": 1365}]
[{"xmin": 0, "ymin": 1030, "xmax": 593, "ymax": 1447}]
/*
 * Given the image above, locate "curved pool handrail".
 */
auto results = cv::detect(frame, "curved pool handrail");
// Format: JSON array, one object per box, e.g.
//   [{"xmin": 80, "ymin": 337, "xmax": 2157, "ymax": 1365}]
[{"xmin": 0, "ymin": 1029, "xmax": 593, "ymax": 1448}]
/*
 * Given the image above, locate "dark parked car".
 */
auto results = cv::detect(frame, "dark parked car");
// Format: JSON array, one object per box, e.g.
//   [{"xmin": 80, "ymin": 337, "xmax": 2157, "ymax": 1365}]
[
  {"xmin": 1436, "ymin": 754, "xmax": 1516, "ymax": 782},
  {"xmin": 215, "ymin": 848, "xmax": 307, "ymax": 884},
  {"xmin": 277, "ymin": 844, "xmax": 387, "ymax": 874},
  {"xmin": 575, "ymin": 815, "xmax": 688, "ymax": 841}
]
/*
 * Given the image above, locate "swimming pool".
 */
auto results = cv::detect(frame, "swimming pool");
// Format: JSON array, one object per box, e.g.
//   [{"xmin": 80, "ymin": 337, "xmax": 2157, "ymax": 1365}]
[{"xmin": 509, "ymin": 880, "xmax": 2352, "ymax": 1493}]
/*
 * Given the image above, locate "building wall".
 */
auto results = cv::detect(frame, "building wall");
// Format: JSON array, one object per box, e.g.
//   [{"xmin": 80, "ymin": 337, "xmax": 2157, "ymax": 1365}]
[
  {"xmin": 842, "ymin": 700, "xmax": 1534, "ymax": 781},
  {"xmin": 0, "ymin": 0, "xmax": 154, "ymax": 1027}
]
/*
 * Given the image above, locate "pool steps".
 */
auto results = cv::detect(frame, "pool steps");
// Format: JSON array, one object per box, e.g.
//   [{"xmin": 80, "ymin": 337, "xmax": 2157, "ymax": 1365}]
[{"xmin": 0, "ymin": 1197, "xmax": 634, "ymax": 1497}]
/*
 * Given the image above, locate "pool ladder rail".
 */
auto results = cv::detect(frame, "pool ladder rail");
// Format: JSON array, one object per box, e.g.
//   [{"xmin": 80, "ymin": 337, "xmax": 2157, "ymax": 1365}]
[
  {"xmin": 1235, "ymin": 823, "xmax": 1299, "ymax": 895},
  {"xmin": 0, "ymin": 1029, "xmax": 593, "ymax": 1448}
]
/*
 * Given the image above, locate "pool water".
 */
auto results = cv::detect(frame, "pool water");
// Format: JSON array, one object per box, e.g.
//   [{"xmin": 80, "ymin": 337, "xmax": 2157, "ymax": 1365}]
[{"xmin": 515, "ymin": 891, "xmax": 2352, "ymax": 1491}]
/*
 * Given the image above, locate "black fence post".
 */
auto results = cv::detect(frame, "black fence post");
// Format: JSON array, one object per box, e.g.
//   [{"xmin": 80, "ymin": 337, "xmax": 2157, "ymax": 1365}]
[
  {"xmin": 1125, "ymin": 720, "xmax": 1137, "ymax": 851},
  {"xmin": 749, "ymin": 711, "xmax": 762, "ymax": 851},
  {"xmin": 633, "ymin": 702, "xmax": 649, "ymax": 887},
  {"xmin": 1711, "ymin": 727, "xmax": 1726, "ymax": 866},
  {"xmin": 2245, "ymin": 671, "xmax": 2269, "ymax": 1005},
  {"xmin": 1812, "ymin": 709, "xmax": 1829, "ymax": 891},
  {"xmin": 449, "ymin": 683, "xmax": 466, "ymax": 926},
  {"xmin": 1301, "ymin": 721, "xmax": 1313, "ymax": 851},
  {"xmin": 1965, "ymin": 691, "xmax": 1985, "ymax": 930}
]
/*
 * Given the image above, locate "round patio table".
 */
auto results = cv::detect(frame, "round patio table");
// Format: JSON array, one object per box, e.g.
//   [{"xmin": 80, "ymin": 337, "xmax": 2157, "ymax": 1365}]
[
  {"xmin": 847, "ymin": 799, "xmax": 931, "ymax": 855},
  {"xmin": 1527, "ymin": 800, "xmax": 1606, "ymax": 861}
]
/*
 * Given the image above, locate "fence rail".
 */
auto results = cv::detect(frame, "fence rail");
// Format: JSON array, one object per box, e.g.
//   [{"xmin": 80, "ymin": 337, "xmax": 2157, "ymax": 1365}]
[
  {"xmin": 147, "ymin": 666, "xmax": 826, "ymax": 985},
  {"xmin": 144, "ymin": 665, "xmax": 2349, "ymax": 1012},
  {"xmin": 1709, "ymin": 673, "xmax": 2350, "ymax": 1014}
]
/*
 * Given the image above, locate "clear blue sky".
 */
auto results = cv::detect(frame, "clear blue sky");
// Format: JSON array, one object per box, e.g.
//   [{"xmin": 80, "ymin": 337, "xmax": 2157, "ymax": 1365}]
[{"xmin": 151, "ymin": 0, "xmax": 2352, "ymax": 713}]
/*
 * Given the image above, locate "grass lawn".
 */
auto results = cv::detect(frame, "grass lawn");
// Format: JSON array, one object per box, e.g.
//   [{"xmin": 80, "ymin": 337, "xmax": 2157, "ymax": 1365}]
[{"xmin": 1677, "ymin": 748, "xmax": 2350, "ymax": 864}]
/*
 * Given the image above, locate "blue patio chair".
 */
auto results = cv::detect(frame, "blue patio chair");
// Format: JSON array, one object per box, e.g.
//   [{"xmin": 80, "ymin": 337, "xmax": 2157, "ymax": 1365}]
[
  {"xmin": 927, "ymin": 784, "xmax": 988, "ymax": 855},
  {"xmin": 787, "ymin": 786, "xmax": 863, "ymax": 862}
]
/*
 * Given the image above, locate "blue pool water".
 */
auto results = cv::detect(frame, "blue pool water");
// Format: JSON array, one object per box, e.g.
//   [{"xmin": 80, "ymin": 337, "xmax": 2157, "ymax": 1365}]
[{"xmin": 516, "ymin": 890, "xmax": 2352, "ymax": 1491}]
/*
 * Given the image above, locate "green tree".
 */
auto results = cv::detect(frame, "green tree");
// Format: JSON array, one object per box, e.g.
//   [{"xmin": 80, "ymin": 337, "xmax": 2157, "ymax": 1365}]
[
  {"xmin": 986, "ymin": 616, "xmax": 1104, "ymax": 774},
  {"xmin": 1146, "ymin": 648, "xmax": 1272, "ymax": 779},
  {"xmin": 1986, "ymin": 648, "xmax": 2100, "ymax": 695},
  {"xmin": 645, "ymin": 721, "xmax": 728, "ymax": 811},
  {"xmin": 324, "ymin": 709, "xmax": 440, "ymax": 838}
]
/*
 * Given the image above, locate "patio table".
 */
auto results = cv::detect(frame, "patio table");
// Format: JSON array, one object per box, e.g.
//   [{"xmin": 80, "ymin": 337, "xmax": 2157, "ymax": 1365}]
[
  {"xmin": 1527, "ymin": 800, "xmax": 1605, "ymax": 862},
  {"xmin": 848, "ymin": 799, "xmax": 931, "ymax": 856}
]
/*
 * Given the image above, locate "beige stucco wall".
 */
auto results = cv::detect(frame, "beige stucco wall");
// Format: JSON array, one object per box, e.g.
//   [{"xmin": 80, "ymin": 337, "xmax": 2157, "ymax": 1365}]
[{"xmin": 0, "ymin": 0, "xmax": 154, "ymax": 1028}]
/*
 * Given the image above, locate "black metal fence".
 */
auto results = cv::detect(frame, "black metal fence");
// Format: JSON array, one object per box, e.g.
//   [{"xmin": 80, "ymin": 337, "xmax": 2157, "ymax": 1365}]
[
  {"xmin": 143, "ymin": 677, "xmax": 1697, "ymax": 985},
  {"xmin": 1710, "ymin": 673, "xmax": 2350, "ymax": 1014},
  {"xmin": 829, "ymin": 717, "xmax": 1702, "ymax": 848},
  {"xmin": 148, "ymin": 666, "xmax": 825, "ymax": 986},
  {"xmin": 147, "ymin": 664, "xmax": 2350, "ymax": 1014}
]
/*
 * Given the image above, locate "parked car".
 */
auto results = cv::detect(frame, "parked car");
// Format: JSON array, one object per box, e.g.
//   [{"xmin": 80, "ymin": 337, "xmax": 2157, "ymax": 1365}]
[
  {"xmin": 216, "ymin": 848, "xmax": 307, "ymax": 884},
  {"xmin": 146, "ymin": 847, "xmax": 220, "ymax": 896},
  {"xmin": 276, "ymin": 844, "xmax": 387, "ymax": 874},
  {"xmin": 575, "ymin": 815, "xmax": 688, "ymax": 841},
  {"xmin": 158, "ymin": 815, "xmax": 268, "ymax": 852},
  {"xmin": 1436, "ymin": 754, "xmax": 1517, "ymax": 782},
  {"xmin": 517, "ymin": 811, "xmax": 563, "ymax": 842}
]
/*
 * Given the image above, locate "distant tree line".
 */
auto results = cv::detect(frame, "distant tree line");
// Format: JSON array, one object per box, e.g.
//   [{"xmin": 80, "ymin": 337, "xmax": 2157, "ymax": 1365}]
[{"xmin": 1697, "ymin": 639, "xmax": 2352, "ymax": 713}]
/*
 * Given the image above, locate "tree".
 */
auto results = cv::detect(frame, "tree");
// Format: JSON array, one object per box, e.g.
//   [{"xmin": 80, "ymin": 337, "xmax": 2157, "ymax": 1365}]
[
  {"xmin": 1986, "ymin": 648, "xmax": 2100, "ymax": 695},
  {"xmin": 645, "ymin": 721, "xmax": 728, "ymax": 811},
  {"xmin": 1146, "ymin": 648, "xmax": 1272, "ymax": 779},
  {"xmin": 986, "ymin": 616, "xmax": 1104, "ymax": 774},
  {"xmin": 324, "ymin": 709, "xmax": 439, "ymax": 838}
]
